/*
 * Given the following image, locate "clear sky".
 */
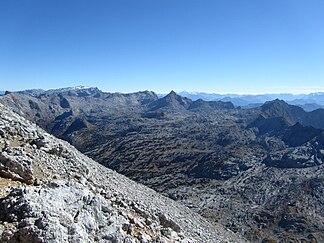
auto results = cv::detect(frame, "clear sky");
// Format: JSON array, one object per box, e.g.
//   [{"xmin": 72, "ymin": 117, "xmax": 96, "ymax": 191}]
[{"xmin": 1, "ymin": 0, "xmax": 324, "ymax": 94}]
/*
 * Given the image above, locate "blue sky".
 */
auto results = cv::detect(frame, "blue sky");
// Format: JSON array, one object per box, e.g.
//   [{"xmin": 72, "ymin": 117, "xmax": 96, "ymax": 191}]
[{"xmin": 1, "ymin": 0, "xmax": 324, "ymax": 94}]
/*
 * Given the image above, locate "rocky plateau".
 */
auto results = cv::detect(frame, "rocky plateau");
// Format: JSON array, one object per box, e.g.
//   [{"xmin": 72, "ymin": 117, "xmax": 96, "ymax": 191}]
[
  {"xmin": 1, "ymin": 87, "xmax": 324, "ymax": 242},
  {"xmin": 0, "ymin": 101, "xmax": 246, "ymax": 242}
]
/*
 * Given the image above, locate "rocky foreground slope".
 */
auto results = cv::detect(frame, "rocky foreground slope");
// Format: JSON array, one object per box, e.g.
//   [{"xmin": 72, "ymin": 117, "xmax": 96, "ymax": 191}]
[
  {"xmin": 0, "ymin": 102, "xmax": 244, "ymax": 242},
  {"xmin": 1, "ymin": 87, "xmax": 324, "ymax": 242}
]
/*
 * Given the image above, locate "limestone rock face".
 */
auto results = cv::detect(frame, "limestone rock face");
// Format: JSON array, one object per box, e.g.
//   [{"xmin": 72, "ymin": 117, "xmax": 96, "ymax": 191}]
[{"xmin": 0, "ymin": 103, "xmax": 244, "ymax": 242}]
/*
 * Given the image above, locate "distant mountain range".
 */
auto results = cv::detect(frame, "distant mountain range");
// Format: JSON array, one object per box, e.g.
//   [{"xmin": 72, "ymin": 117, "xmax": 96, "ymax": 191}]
[
  {"xmin": 2, "ymin": 88, "xmax": 324, "ymax": 110},
  {"xmin": 175, "ymin": 91, "xmax": 324, "ymax": 111}
]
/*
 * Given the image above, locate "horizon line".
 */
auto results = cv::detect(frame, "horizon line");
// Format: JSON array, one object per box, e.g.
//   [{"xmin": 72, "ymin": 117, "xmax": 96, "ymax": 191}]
[{"xmin": 2, "ymin": 86, "xmax": 324, "ymax": 96}]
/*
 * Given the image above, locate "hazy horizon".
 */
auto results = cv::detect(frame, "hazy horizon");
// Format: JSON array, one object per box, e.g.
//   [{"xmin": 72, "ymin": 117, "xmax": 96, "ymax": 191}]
[{"xmin": 2, "ymin": 85, "xmax": 324, "ymax": 96}]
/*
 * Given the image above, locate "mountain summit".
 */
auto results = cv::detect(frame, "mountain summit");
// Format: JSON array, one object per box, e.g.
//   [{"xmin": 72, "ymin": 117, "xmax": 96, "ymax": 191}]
[{"xmin": 148, "ymin": 90, "xmax": 192, "ymax": 112}]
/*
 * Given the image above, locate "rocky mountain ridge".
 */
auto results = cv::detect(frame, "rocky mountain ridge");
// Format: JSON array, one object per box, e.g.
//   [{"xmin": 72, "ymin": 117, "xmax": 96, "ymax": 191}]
[
  {"xmin": 0, "ymin": 102, "xmax": 244, "ymax": 242},
  {"xmin": 1, "ymin": 87, "xmax": 324, "ymax": 242}
]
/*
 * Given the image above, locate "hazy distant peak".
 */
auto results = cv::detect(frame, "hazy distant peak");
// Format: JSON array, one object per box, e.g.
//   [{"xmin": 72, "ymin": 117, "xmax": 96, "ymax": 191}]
[
  {"xmin": 14, "ymin": 86, "xmax": 100, "ymax": 97},
  {"xmin": 177, "ymin": 91, "xmax": 324, "ymax": 108},
  {"xmin": 48, "ymin": 86, "xmax": 99, "ymax": 92},
  {"xmin": 74, "ymin": 85, "xmax": 91, "ymax": 89}
]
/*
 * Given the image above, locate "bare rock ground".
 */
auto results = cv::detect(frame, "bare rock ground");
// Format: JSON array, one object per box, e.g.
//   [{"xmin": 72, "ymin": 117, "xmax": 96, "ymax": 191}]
[{"xmin": 0, "ymin": 103, "xmax": 245, "ymax": 242}]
